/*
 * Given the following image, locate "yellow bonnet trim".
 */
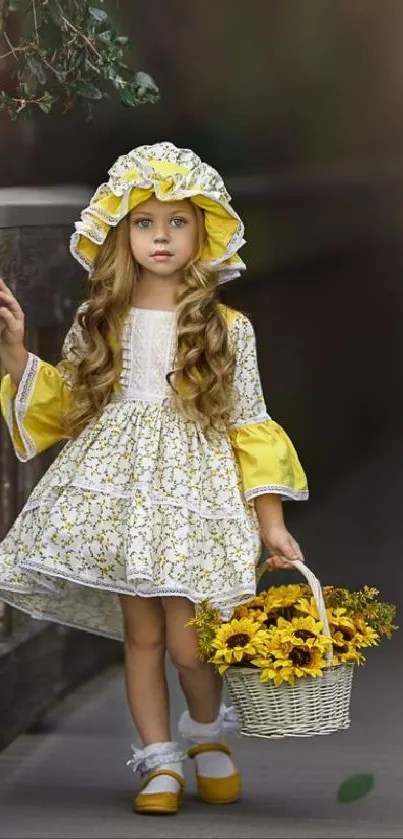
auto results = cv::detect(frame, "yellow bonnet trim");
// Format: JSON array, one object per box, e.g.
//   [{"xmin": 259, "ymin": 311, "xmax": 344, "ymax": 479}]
[{"xmin": 70, "ymin": 142, "xmax": 246, "ymax": 283}]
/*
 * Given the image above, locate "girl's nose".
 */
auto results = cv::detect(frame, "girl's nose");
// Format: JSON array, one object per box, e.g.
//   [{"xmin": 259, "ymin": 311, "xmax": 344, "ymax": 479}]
[{"xmin": 154, "ymin": 223, "xmax": 170, "ymax": 242}]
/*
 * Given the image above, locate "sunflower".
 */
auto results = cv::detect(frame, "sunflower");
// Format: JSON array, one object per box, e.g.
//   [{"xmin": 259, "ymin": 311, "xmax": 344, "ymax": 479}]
[
  {"xmin": 331, "ymin": 632, "xmax": 364, "ymax": 666},
  {"xmin": 253, "ymin": 643, "xmax": 327, "ymax": 685},
  {"xmin": 251, "ymin": 652, "xmax": 295, "ymax": 686},
  {"xmin": 352, "ymin": 617, "xmax": 379, "ymax": 648},
  {"xmin": 276, "ymin": 615, "xmax": 331, "ymax": 650},
  {"xmin": 232, "ymin": 604, "xmax": 267, "ymax": 623},
  {"xmin": 271, "ymin": 617, "xmax": 332, "ymax": 661},
  {"xmin": 209, "ymin": 618, "xmax": 269, "ymax": 674},
  {"xmin": 246, "ymin": 595, "xmax": 266, "ymax": 609},
  {"xmin": 294, "ymin": 596, "xmax": 320, "ymax": 620},
  {"xmin": 283, "ymin": 645, "xmax": 327, "ymax": 683},
  {"xmin": 263, "ymin": 584, "xmax": 305, "ymax": 615},
  {"xmin": 327, "ymin": 607, "xmax": 361, "ymax": 645}
]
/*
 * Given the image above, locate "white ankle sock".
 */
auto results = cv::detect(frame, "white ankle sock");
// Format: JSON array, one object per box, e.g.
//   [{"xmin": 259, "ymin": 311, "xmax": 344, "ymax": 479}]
[
  {"xmin": 179, "ymin": 714, "xmax": 235, "ymax": 779},
  {"xmin": 127, "ymin": 741, "xmax": 185, "ymax": 794},
  {"xmin": 194, "ymin": 749, "xmax": 234, "ymax": 779},
  {"xmin": 142, "ymin": 760, "xmax": 184, "ymax": 794}
]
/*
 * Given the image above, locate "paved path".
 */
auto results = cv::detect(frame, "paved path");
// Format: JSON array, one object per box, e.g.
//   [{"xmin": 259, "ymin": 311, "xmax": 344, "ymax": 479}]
[{"xmin": 0, "ymin": 643, "xmax": 401, "ymax": 839}]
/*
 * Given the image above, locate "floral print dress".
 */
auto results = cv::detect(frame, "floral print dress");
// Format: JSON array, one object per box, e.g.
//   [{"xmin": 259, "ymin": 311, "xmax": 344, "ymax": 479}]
[{"xmin": 0, "ymin": 306, "xmax": 308, "ymax": 640}]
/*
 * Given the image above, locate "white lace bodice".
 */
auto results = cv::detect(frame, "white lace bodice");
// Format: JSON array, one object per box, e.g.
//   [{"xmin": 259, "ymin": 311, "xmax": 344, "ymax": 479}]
[{"xmin": 118, "ymin": 308, "xmax": 176, "ymax": 402}]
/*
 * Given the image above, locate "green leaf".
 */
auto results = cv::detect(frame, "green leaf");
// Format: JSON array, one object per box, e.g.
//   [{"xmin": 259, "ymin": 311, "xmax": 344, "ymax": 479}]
[
  {"xmin": 88, "ymin": 7, "xmax": 108, "ymax": 24},
  {"xmin": 115, "ymin": 35, "xmax": 130, "ymax": 46},
  {"xmin": 97, "ymin": 29, "xmax": 113, "ymax": 44},
  {"xmin": 73, "ymin": 80, "xmax": 103, "ymax": 99},
  {"xmin": 38, "ymin": 100, "xmax": 53, "ymax": 114},
  {"xmin": 37, "ymin": 21, "xmax": 63, "ymax": 48},
  {"xmin": 337, "ymin": 774, "xmax": 375, "ymax": 804},
  {"xmin": 119, "ymin": 82, "xmax": 139, "ymax": 107},
  {"xmin": 38, "ymin": 91, "xmax": 57, "ymax": 113},
  {"xmin": 134, "ymin": 71, "xmax": 160, "ymax": 103},
  {"xmin": 26, "ymin": 55, "xmax": 47, "ymax": 86},
  {"xmin": 47, "ymin": 0, "xmax": 63, "ymax": 26},
  {"xmin": 119, "ymin": 73, "xmax": 159, "ymax": 108},
  {"xmin": 110, "ymin": 73, "xmax": 125, "ymax": 89}
]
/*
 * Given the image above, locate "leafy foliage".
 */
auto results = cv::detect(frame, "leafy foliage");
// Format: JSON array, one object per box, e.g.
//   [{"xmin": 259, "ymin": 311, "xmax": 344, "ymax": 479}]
[
  {"xmin": 0, "ymin": 0, "xmax": 160, "ymax": 119},
  {"xmin": 323, "ymin": 585, "xmax": 398, "ymax": 640}
]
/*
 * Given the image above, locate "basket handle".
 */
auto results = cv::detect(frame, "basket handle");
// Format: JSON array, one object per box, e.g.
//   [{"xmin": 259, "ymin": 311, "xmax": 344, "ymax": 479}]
[{"xmin": 261, "ymin": 558, "xmax": 333, "ymax": 664}]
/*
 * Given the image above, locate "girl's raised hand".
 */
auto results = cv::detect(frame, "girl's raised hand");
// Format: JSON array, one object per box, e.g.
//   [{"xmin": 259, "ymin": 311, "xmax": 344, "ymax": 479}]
[{"xmin": 0, "ymin": 279, "xmax": 25, "ymax": 349}]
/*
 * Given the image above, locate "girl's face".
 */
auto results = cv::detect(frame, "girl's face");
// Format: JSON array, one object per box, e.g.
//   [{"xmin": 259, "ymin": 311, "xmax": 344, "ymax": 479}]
[{"xmin": 129, "ymin": 195, "xmax": 200, "ymax": 278}]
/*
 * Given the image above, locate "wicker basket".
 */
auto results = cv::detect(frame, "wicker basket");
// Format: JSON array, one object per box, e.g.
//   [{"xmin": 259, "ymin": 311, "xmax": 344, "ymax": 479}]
[{"xmin": 224, "ymin": 560, "xmax": 355, "ymax": 738}]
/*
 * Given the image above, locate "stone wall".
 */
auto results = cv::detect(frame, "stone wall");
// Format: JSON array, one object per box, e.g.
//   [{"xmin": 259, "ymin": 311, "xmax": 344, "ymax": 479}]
[{"xmin": 0, "ymin": 187, "xmax": 123, "ymax": 749}]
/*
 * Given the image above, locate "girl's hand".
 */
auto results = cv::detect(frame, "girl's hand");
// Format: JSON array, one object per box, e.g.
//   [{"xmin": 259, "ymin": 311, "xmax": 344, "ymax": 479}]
[
  {"xmin": 261, "ymin": 523, "xmax": 304, "ymax": 571},
  {"xmin": 0, "ymin": 278, "xmax": 25, "ymax": 349}
]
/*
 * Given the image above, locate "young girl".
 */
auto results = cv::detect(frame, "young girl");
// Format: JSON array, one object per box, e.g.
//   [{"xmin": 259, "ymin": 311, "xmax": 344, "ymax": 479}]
[{"xmin": 0, "ymin": 142, "xmax": 308, "ymax": 815}]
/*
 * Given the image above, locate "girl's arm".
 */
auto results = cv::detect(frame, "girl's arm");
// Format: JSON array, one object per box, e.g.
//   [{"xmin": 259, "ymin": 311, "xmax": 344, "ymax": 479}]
[
  {"xmin": 226, "ymin": 310, "xmax": 307, "ymax": 568},
  {"xmin": 254, "ymin": 493, "xmax": 303, "ymax": 569},
  {"xmin": 0, "ymin": 278, "xmax": 80, "ymax": 462}
]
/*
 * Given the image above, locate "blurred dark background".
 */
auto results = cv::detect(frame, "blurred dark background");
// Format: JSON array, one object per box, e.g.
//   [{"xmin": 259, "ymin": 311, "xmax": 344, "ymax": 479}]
[{"xmin": 1, "ymin": 0, "xmax": 402, "ymax": 608}]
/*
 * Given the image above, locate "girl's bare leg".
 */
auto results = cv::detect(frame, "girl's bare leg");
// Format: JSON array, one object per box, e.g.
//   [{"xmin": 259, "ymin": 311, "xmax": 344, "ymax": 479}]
[
  {"xmin": 163, "ymin": 597, "xmax": 237, "ymax": 783},
  {"xmin": 119, "ymin": 594, "xmax": 169, "ymax": 743},
  {"xmin": 162, "ymin": 595, "xmax": 222, "ymax": 723},
  {"xmin": 119, "ymin": 594, "xmax": 185, "ymax": 798}
]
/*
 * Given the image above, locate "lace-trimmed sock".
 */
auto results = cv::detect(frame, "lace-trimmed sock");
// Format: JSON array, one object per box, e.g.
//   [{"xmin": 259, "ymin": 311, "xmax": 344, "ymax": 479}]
[
  {"xmin": 127, "ymin": 741, "xmax": 185, "ymax": 794},
  {"xmin": 178, "ymin": 704, "xmax": 239, "ymax": 778}
]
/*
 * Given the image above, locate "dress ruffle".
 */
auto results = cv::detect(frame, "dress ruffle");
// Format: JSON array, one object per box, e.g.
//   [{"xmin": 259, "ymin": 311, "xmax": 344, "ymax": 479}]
[
  {"xmin": 0, "ymin": 306, "xmax": 308, "ymax": 640},
  {"xmin": 0, "ymin": 400, "xmax": 261, "ymax": 639}
]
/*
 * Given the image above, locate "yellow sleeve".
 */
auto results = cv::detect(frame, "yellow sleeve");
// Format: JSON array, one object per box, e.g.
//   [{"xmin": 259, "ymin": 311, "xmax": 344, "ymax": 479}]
[
  {"xmin": 0, "ymin": 309, "xmax": 85, "ymax": 462},
  {"xmin": 0, "ymin": 355, "xmax": 71, "ymax": 462},
  {"xmin": 227, "ymin": 312, "xmax": 308, "ymax": 502}
]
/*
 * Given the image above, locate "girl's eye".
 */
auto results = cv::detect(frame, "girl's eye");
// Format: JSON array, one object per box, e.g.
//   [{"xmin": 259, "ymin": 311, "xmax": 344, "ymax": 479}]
[
  {"xmin": 171, "ymin": 217, "xmax": 187, "ymax": 227},
  {"xmin": 134, "ymin": 218, "xmax": 151, "ymax": 229}
]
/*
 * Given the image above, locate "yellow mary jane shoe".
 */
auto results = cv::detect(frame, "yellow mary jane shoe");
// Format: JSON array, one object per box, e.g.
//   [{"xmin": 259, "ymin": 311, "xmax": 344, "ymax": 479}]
[
  {"xmin": 188, "ymin": 743, "xmax": 241, "ymax": 805},
  {"xmin": 133, "ymin": 769, "xmax": 185, "ymax": 815}
]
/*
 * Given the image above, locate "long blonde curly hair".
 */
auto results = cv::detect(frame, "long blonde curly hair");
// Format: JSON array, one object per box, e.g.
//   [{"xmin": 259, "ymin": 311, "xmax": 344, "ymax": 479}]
[{"xmin": 61, "ymin": 209, "xmax": 236, "ymax": 437}]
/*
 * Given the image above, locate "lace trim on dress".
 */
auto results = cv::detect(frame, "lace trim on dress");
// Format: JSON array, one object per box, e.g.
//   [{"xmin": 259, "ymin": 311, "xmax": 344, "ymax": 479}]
[
  {"xmin": 228, "ymin": 412, "xmax": 271, "ymax": 429},
  {"xmin": 4, "ymin": 384, "xmax": 14, "ymax": 450},
  {"xmin": 16, "ymin": 556, "xmax": 256, "ymax": 619},
  {"xmin": 245, "ymin": 484, "xmax": 309, "ymax": 502},
  {"xmin": 23, "ymin": 478, "xmax": 245, "ymax": 520},
  {"xmin": 111, "ymin": 391, "xmax": 168, "ymax": 404},
  {"xmin": 11, "ymin": 353, "xmax": 40, "ymax": 462},
  {"xmin": 119, "ymin": 308, "xmax": 176, "ymax": 403}
]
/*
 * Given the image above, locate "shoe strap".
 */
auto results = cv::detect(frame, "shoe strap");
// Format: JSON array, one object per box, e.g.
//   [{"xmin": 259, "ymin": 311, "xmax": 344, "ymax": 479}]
[
  {"xmin": 188, "ymin": 742, "xmax": 231, "ymax": 759},
  {"xmin": 140, "ymin": 768, "xmax": 185, "ymax": 792}
]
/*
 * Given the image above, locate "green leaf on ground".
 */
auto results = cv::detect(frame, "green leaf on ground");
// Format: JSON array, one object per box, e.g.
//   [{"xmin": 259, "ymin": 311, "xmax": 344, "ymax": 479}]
[{"xmin": 337, "ymin": 774, "xmax": 375, "ymax": 803}]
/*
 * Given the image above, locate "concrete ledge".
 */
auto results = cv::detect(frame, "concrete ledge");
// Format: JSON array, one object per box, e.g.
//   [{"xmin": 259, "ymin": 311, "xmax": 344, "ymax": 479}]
[
  {"xmin": 0, "ymin": 619, "xmax": 122, "ymax": 751},
  {"xmin": 0, "ymin": 185, "xmax": 91, "ymax": 227}
]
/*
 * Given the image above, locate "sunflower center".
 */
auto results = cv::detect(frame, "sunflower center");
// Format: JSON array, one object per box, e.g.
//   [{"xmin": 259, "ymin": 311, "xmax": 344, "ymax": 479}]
[
  {"xmin": 334, "ymin": 641, "xmax": 349, "ymax": 653},
  {"xmin": 227, "ymin": 633, "xmax": 250, "ymax": 648},
  {"xmin": 335, "ymin": 625, "xmax": 355, "ymax": 641},
  {"xmin": 290, "ymin": 648, "xmax": 312, "ymax": 667},
  {"xmin": 294, "ymin": 629, "xmax": 316, "ymax": 641}
]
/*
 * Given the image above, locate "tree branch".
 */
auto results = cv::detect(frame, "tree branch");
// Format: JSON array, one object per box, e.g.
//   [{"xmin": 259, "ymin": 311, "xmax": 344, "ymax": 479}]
[{"xmin": 62, "ymin": 15, "xmax": 102, "ymax": 60}]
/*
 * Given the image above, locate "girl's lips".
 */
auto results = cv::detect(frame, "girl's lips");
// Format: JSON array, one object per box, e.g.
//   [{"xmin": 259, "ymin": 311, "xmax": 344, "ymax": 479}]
[{"xmin": 151, "ymin": 253, "xmax": 173, "ymax": 261}]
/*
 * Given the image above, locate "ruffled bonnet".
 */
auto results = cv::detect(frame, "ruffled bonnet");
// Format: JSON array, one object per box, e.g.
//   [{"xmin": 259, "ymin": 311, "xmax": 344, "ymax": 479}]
[{"xmin": 70, "ymin": 142, "xmax": 246, "ymax": 284}]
